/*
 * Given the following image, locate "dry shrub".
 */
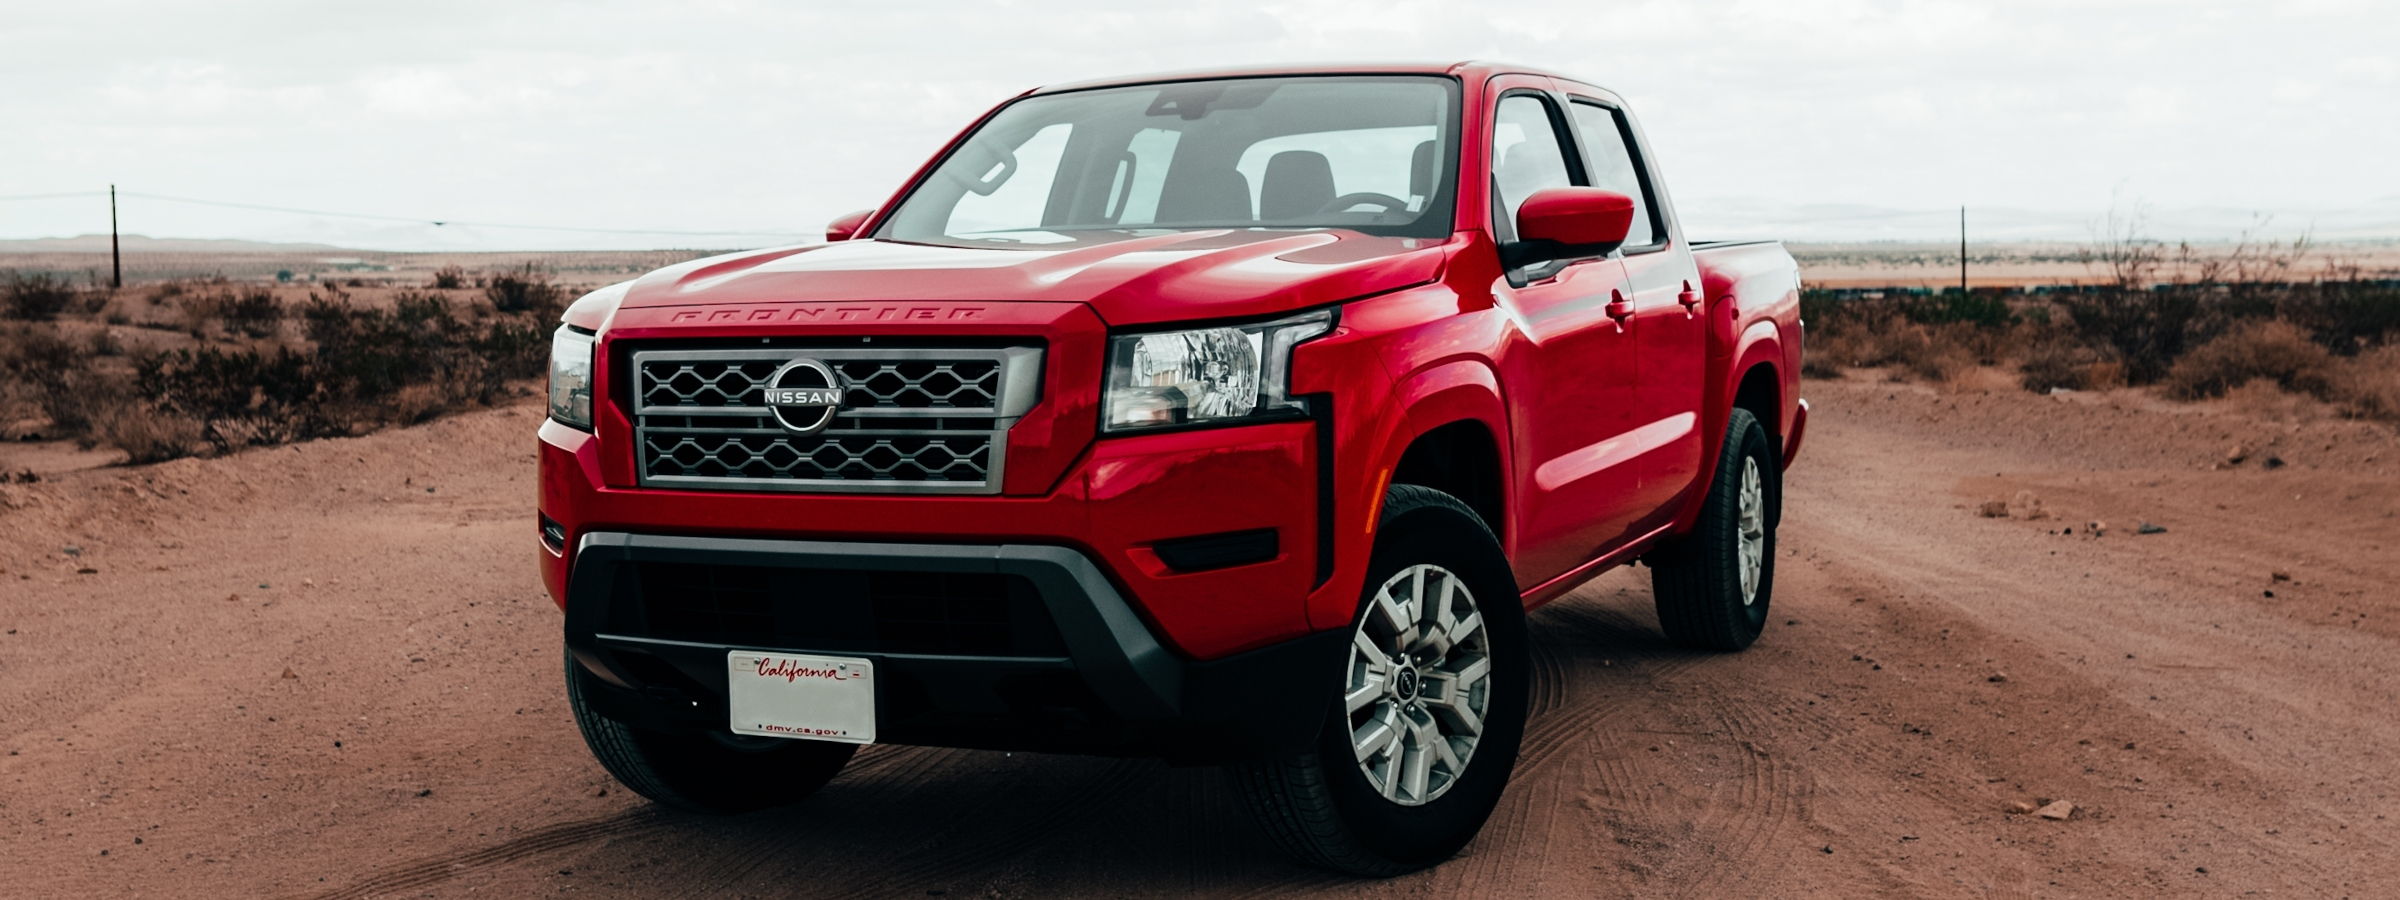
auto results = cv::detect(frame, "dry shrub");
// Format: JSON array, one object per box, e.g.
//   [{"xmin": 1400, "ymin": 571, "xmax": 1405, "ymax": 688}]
[
  {"xmin": 2163, "ymin": 320, "xmax": 2333, "ymax": 401},
  {"xmin": 223, "ymin": 288, "xmax": 285, "ymax": 339},
  {"xmin": 1800, "ymin": 349, "xmax": 1845, "ymax": 379},
  {"xmin": 2018, "ymin": 338, "xmax": 2124, "ymax": 392},
  {"xmin": 389, "ymin": 383, "xmax": 450, "ymax": 424},
  {"xmin": 1940, "ymin": 365, "xmax": 2019, "ymax": 393},
  {"xmin": 2087, "ymin": 360, "xmax": 2126, "ymax": 390},
  {"xmin": 90, "ymin": 405, "xmax": 201, "ymax": 464},
  {"xmin": 2282, "ymin": 282, "xmax": 2400, "ymax": 352},
  {"xmin": 1804, "ymin": 318, "xmax": 1968, "ymax": 382},
  {"xmin": 432, "ymin": 265, "xmax": 468, "ymax": 290},
  {"xmin": 0, "ymin": 324, "xmax": 126, "ymax": 435},
  {"xmin": 2329, "ymin": 345, "xmax": 2400, "ymax": 420},
  {"xmin": 176, "ymin": 291, "xmax": 227, "ymax": 337},
  {"xmin": 2017, "ymin": 341, "xmax": 2083, "ymax": 392},
  {"xmin": 1, "ymin": 273, "xmax": 555, "ymax": 464},
  {"xmin": 4, "ymin": 270, "xmax": 79, "ymax": 321},
  {"xmin": 484, "ymin": 264, "xmax": 565, "ymax": 317},
  {"xmin": 1895, "ymin": 329, "xmax": 1972, "ymax": 383},
  {"xmin": 2158, "ymin": 328, "xmax": 2400, "ymax": 423},
  {"xmin": 1801, "ymin": 293, "xmax": 2007, "ymax": 383},
  {"xmin": 149, "ymin": 276, "xmax": 224, "ymax": 306},
  {"xmin": 177, "ymin": 285, "xmax": 284, "ymax": 339},
  {"xmin": 2057, "ymin": 289, "xmax": 2208, "ymax": 385},
  {"xmin": 0, "ymin": 326, "xmax": 60, "ymax": 429},
  {"xmin": 136, "ymin": 288, "xmax": 547, "ymax": 453}
]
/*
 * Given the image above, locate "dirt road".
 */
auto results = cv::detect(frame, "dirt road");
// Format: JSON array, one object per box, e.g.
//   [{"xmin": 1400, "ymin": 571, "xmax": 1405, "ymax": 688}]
[{"xmin": 4, "ymin": 375, "xmax": 2395, "ymax": 899}]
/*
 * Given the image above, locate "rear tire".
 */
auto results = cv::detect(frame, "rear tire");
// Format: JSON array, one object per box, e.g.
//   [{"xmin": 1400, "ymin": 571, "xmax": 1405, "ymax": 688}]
[
  {"xmin": 566, "ymin": 651, "xmax": 856, "ymax": 814},
  {"xmin": 1232, "ymin": 485, "xmax": 1528, "ymax": 876},
  {"xmin": 1650, "ymin": 407, "xmax": 1779, "ymax": 651}
]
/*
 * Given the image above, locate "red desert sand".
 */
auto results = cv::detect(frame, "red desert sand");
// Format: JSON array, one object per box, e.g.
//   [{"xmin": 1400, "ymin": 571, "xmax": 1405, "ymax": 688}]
[{"xmin": 2, "ymin": 373, "xmax": 2395, "ymax": 897}]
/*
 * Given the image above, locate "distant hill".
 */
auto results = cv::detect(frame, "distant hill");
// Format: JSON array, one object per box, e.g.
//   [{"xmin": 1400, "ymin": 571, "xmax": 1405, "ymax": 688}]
[{"xmin": 0, "ymin": 234, "xmax": 354, "ymax": 254}]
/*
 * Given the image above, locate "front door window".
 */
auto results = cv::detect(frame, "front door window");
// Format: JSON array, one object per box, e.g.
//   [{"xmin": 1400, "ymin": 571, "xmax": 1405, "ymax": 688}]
[{"xmin": 1489, "ymin": 95, "xmax": 1576, "ymax": 243}]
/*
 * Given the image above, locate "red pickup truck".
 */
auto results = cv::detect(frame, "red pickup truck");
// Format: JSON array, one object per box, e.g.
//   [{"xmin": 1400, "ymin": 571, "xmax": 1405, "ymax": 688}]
[{"xmin": 539, "ymin": 62, "xmax": 1804, "ymax": 875}]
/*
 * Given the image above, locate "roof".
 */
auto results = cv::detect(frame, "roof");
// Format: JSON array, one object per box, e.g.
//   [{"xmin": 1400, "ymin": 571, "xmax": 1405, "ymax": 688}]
[{"xmin": 1029, "ymin": 61, "xmax": 1581, "ymax": 96}]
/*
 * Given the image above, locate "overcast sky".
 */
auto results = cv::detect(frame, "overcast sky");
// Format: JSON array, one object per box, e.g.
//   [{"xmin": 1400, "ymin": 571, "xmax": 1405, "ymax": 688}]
[{"xmin": 3, "ymin": 0, "xmax": 2396, "ymax": 250}]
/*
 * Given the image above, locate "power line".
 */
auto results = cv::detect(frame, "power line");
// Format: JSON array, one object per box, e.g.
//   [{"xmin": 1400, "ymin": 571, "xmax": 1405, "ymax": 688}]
[
  {"xmin": 0, "ymin": 191, "xmax": 107, "ymax": 202},
  {"xmin": 1, "ymin": 188, "xmax": 808, "ymax": 238},
  {"xmin": 120, "ymin": 192, "xmax": 808, "ymax": 237}
]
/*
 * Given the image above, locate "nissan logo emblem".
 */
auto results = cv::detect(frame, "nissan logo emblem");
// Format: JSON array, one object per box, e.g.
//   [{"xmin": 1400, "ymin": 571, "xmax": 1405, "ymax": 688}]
[{"xmin": 763, "ymin": 359, "xmax": 843, "ymax": 433}]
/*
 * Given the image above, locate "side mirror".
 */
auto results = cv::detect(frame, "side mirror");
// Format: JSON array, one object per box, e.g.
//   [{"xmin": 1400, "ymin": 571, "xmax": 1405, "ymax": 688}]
[
  {"xmin": 1504, "ymin": 187, "xmax": 1635, "ymax": 268},
  {"xmin": 825, "ymin": 209, "xmax": 875, "ymax": 242}
]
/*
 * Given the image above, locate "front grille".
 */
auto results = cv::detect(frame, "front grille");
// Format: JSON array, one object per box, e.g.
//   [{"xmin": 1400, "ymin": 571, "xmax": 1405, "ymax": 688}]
[
  {"xmin": 630, "ymin": 562, "xmax": 1067, "ymax": 657},
  {"xmin": 632, "ymin": 346, "xmax": 1042, "ymax": 494}
]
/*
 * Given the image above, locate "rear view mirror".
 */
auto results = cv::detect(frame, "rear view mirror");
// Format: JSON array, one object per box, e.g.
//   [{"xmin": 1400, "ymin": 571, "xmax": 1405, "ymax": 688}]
[
  {"xmin": 1505, "ymin": 187, "xmax": 1635, "ymax": 268},
  {"xmin": 826, "ymin": 209, "xmax": 874, "ymax": 242}
]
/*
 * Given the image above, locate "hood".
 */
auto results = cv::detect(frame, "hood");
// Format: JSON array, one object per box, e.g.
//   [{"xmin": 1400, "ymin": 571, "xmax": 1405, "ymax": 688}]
[{"xmin": 613, "ymin": 229, "xmax": 1450, "ymax": 327}]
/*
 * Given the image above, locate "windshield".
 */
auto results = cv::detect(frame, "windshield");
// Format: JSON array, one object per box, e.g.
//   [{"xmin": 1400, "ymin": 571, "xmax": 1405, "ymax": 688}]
[{"xmin": 878, "ymin": 76, "xmax": 1459, "ymax": 248}]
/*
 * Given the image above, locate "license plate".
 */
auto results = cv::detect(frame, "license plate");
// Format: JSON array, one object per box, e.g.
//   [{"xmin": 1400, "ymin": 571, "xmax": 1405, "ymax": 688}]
[{"xmin": 726, "ymin": 652, "xmax": 876, "ymax": 744}]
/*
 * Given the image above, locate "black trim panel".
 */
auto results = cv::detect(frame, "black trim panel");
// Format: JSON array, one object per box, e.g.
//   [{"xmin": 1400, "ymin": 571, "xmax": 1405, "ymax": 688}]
[
  {"xmin": 1153, "ymin": 528, "xmax": 1279, "ymax": 572},
  {"xmin": 562, "ymin": 531, "xmax": 1347, "ymax": 763}
]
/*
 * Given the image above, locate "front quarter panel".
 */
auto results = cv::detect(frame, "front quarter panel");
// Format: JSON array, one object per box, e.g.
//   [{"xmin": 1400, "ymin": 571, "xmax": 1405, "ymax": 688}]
[{"xmin": 1287, "ymin": 309, "xmax": 1413, "ymax": 633}]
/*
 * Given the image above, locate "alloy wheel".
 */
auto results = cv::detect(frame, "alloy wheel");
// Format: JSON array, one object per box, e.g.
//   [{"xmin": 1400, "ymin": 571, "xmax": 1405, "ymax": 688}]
[
  {"xmin": 1344, "ymin": 563, "xmax": 1493, "ymax": 806},
  {"xmin": 1736, "ymin": 456, "xmax": 1765, "ymax": 606}
]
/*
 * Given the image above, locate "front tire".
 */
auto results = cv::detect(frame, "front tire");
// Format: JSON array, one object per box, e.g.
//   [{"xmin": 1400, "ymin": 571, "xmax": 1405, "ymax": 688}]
[
  {"xmin": 566, "ymin": 651, "xmax": 856, "ymax": 814},
  {"xmin": 1232, "ymin": 485, "xmax": 1529, "ymax": 876},
  {"xmin": 1650, "ymin": 407, "xmax": 1780, "ymax": 651}
]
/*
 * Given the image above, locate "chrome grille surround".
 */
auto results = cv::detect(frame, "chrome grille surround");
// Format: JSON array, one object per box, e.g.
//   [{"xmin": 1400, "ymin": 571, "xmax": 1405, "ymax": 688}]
[{"xmin": 633, "ymin": 346, "xmax": 1043, "ymax": 495}]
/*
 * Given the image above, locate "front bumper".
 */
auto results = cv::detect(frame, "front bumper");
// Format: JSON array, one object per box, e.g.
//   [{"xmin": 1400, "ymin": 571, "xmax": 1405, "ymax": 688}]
[
  {"xmin": 564, "ymin": 531, "xmax": 1345, "ymax": 764},
  {"xmin": 542, "ymin": 416, "xmax": 1332, "ymax": 661}
]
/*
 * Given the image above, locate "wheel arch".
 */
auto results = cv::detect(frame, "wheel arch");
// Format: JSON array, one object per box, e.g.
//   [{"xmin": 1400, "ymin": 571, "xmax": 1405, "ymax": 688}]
[
  {"xmin": 1669, "ymin": 327, "xmax": 1787, "ymax": 539},
  {"xmin": 1385, "ymin": 359, "xmax": 1514, "ymax": 549},
  {"xmin": 1727, "ymin": 359, "xmax": 1785, "ymax": 527},
  {"xmin": 1390, "ymin": 418, "xmax": 1507, "ymax": 547},
  {"xmin": 1732, "ymin": 360, "xmax": 1782, "ymax": 445},
  {"xmin": 1715, "ymin": 319, "xmax": 1787, "ymax": 457}
]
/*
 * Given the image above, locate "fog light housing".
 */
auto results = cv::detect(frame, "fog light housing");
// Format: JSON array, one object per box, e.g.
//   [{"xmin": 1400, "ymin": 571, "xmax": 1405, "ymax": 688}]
[{"xmin": 540, "ymin": 514, "xmax": 567, "ymax": 552}]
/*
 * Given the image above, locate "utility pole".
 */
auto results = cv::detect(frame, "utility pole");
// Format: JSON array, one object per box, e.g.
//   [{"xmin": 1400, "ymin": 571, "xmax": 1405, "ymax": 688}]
[
  {"xmin": 1958, "ymin": 205, "xmax": 1967, "ymax": 296},
  {"xmin": 109, "ymin": 184, "xmax": 122, "ymax": 290}
]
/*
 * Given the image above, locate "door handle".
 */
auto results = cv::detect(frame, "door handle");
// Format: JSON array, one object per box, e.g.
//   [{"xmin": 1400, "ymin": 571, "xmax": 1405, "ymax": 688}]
[
  {"xmin": 1605, "ymin": 290, "xmax": 1633, "ymax": 324},
  {"xmin": 1678, "ymin": 282, "xmax": 1702, "ymax": 315}
]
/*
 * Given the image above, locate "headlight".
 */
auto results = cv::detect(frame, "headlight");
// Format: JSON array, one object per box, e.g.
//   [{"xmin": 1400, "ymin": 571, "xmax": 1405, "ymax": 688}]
[
  {"xmin": 548, "ymin": 326, "xmax": 596, "ymax": 431},
  {"xmin": 1104, "ymin": 309, "xmax": 1334, "ymax": 433}
]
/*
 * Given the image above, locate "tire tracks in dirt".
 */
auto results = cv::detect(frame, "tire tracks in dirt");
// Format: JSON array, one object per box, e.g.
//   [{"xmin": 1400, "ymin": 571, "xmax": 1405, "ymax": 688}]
[
  {"xmin": 644, "ymin": 746, "xmax": 975, "ymax": 900},
  {"xmin": 291, "ymin": 743, "xmax": 934, "ymax": 900},
  {"xmin": 860, "ymin": 759, "xmax": 1155, "ymax": 899},
  {"xmin": 1415, "ymin": 589, "xmax": 1728, "ymax": 900},
  {"xmin": 1516, "ymin": 594, "xmax": 1706, "ymax": 776},
  {"xmin": 1652, "ymin": 693, "xmax": 1811, "ymax": 899},
  {"xmin": 1223, "ymin": 591, "xmax": 1678, "ymax": 900},
  {"xmin": 290, "ymin": 807, "xmax": 680, "ymax": 900}
]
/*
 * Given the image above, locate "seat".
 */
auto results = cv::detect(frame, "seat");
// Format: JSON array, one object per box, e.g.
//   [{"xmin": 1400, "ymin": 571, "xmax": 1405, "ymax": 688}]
[
  {"xmin": 1260, "ymin": 151, "xmax": 1336, "ymax": 221},
  {"xmin": 1156, "ymin": 167, "xmax": 1253, "ymax": 224},
  {"xmin": 1408, "ymin": 139, "xmax": 1437, "ymax": 200},
  {"xmin": 1495, "ymin": 141, "xmax": 1548, "ymax": 213}
]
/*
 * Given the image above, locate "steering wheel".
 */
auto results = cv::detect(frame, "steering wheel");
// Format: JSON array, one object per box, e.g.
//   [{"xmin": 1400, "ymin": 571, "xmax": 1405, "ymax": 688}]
[{"xmin": 1314, "ymin": 192, "xmax": 1411, "ymax": 215}]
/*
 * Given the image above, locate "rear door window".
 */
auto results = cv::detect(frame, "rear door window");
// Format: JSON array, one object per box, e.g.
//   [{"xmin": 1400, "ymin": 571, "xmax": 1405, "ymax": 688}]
[{"xmin": 1567, "ymin": 102, "xmax": 1659, "ymax": 249}]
